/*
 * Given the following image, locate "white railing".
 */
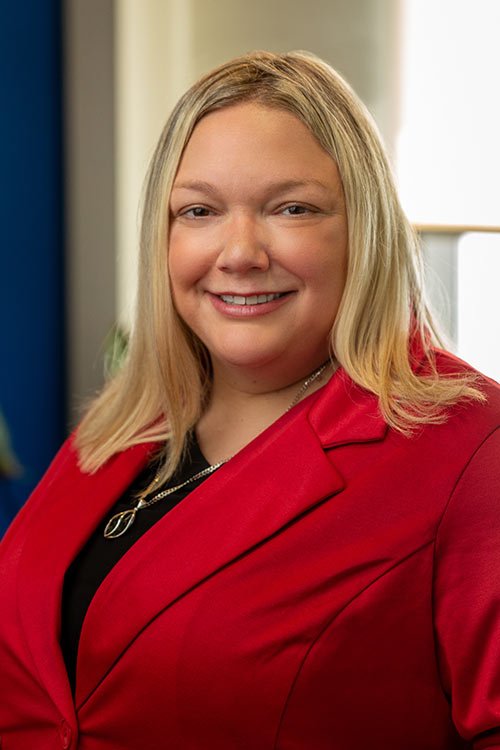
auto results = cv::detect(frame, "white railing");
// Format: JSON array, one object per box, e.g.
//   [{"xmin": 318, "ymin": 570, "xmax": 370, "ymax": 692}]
[{"xmin": 419, "ymin": 226, "xmax": 500, "ymax": 382}]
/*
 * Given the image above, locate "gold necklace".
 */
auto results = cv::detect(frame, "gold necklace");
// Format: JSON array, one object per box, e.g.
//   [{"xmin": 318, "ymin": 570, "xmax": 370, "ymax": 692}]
[{"xmin": 103, "ymin": 362, "xmax": 329, "ymax": 539}]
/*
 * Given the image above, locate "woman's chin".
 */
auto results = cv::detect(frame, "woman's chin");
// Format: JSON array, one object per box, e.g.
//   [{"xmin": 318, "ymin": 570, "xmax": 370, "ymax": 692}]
[{"xmin": 209, "ymin": 345, "xmax": 329, "ymax": 381}]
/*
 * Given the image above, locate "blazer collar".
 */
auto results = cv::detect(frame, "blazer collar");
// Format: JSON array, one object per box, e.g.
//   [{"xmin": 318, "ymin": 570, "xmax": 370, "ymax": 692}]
[
  {"xmin": 17, "ymin": 366, "xmax": 387, "ymax": 713},
  {"xmin": 308, "ymin": 366, "xmax": 388, "ymax": 447}
]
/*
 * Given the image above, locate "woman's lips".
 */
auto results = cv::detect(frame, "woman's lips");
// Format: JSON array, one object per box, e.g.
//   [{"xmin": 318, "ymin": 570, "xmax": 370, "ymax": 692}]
[
  {"xmin": 207, "ymin": 291, "xmax": 293, "ymax": 317},
  {"xmin": 220, "ymin": 292, "xmax": 284, "ymax": 305}
]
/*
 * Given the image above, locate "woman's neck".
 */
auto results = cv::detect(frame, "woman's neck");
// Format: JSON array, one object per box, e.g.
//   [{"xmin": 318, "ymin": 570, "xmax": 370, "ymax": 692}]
[{"xmin": 196, "ymin": 361, "xmax": 333, "ymax": 465}]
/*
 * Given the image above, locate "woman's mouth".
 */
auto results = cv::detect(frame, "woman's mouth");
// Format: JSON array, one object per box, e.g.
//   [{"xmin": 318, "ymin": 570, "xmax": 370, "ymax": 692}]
[
  {"xmin": 218, "ymin": 293, "xmax": 286, "ymax": 306},
  {"xmin": 207, "ymin": 291, "xmax": 292, "ymax": 317}
]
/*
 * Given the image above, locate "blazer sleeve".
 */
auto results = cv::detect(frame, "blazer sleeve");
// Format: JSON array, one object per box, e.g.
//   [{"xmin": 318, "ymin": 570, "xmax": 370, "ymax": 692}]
[{"xmin": 434, "ymin": 426, "xmax": 500, "ymax": 749}]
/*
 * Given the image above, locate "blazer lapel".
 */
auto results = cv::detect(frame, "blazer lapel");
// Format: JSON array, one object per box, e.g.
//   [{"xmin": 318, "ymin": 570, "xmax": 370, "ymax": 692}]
[{"xmin": 16, "ymin": 438, "xmax": 154, "ymax": 719}]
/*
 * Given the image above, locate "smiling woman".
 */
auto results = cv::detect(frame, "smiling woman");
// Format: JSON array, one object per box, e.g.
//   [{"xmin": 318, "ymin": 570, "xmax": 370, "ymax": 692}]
[{"xmin": 1, "ymin": 51, "xmax": 500, "ymax": 750}]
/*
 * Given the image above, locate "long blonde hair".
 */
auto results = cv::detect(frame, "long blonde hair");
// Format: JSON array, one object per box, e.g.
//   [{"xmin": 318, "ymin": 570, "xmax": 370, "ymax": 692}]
[{"xmin": 76, "ymin": 50, "xmax": 483, "ymax": 478}]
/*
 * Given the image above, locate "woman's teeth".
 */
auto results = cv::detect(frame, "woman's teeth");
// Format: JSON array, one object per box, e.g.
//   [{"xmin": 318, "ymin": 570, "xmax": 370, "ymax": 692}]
[{"xmin": 219, "ymin": 293, "xmax": 284, "ymax": 306}]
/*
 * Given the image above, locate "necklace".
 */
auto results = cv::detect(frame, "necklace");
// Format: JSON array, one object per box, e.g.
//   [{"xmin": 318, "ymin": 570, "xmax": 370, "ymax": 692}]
[{"xmin": 103, "ymin": 362, "xmax": 329, "ymax": 539}]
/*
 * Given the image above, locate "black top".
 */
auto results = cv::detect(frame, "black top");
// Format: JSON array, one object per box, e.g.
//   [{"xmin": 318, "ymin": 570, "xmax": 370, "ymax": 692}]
[{"xmin": 60, "ymin": 436, "xmax": 211, "ymax": 693}]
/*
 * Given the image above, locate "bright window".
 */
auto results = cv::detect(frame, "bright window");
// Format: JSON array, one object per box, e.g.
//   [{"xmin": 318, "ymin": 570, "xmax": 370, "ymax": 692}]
[{"xmin": 397, "ymin": 0, "xmax": 500, "ymax": 227}]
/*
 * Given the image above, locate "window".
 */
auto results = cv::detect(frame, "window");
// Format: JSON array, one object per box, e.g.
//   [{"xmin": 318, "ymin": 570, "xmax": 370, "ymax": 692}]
[{"xmin": 397, "ymin": 0, "xmax": 500, "ymax": 227}]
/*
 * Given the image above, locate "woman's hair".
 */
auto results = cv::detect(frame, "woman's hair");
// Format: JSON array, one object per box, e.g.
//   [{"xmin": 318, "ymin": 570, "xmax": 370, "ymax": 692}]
[{"xmin": 76, "ymin": 50, "xmax": 483, "ymax": 477}]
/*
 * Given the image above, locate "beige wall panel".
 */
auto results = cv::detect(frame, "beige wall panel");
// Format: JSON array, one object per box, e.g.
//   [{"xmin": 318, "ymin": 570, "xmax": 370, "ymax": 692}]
[
  {"xmin": 189, "ymin": 0, "xmax": 401, "ymax": 150},
  {"xmin": 116, "ymin": 0, "xmax": 193, "ymax": 327},
  {"xmin": 64, "ymin": 0, "xmax": 117, "ymax": 418}
]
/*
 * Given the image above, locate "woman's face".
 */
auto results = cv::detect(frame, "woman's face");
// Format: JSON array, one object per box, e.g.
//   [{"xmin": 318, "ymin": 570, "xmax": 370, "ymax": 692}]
[{"xmin": 168, "ymin": 102, "xmax": 348, "ymax": 381}]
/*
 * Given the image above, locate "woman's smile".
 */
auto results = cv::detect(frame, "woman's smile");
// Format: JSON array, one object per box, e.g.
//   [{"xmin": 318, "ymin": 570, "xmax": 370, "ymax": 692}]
[
  {"xmin": 207, "ymin": 290, "xmax": 294, "ymax": 317},
  {"xmin": 217, "ymin": 293, "xmax": 287, "ymax": 305}
]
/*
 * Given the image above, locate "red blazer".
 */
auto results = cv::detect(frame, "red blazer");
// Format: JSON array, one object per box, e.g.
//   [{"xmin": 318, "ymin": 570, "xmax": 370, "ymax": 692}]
[{"xmin": 1, "ymin": 353, "xmax": 500, "ymax": 750}]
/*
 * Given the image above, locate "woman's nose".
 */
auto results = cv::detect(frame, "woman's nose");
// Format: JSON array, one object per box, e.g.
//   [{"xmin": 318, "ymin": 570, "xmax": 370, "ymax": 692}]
[{"xmin": 216, "ymin": 214, "xmax": 270, "ymax": 272}]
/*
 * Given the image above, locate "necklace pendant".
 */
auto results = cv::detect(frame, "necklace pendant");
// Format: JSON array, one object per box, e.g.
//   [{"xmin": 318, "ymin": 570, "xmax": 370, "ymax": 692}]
[{"xmin": 104, "ymin": 507, "xmax": 138, "ymax": 539}]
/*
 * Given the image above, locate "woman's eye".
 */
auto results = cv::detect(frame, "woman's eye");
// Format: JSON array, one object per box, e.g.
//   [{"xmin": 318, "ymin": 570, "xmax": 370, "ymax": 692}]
[
  {"xmin": 281, "ymin": 204, "xmax": 311, "ymax": 216},
  {"xmin": 182, "ymin": 206, "xmax": 213, "ymax": 218}
]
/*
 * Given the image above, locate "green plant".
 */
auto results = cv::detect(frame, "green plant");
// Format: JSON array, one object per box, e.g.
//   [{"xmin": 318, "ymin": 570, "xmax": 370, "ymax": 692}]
[{"xmin": 103, "ymin": 323, "xmax": 129, "ymax": 379}]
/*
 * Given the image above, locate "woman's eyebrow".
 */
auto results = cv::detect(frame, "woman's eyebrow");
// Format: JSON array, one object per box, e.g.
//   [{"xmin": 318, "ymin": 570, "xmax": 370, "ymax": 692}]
[
  {"xmin": 171, "ymin": 178, "xmax": 332, "ymax": 195},
  {"xmin": 171, "ymin": 180, "xmax": 219, "ymax": 195}
]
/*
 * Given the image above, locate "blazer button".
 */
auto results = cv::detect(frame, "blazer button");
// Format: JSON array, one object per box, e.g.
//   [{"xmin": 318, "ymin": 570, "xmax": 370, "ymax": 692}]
[{"xmin": 59, "ymin": 720, "xmax": 72, "ymax": 749}]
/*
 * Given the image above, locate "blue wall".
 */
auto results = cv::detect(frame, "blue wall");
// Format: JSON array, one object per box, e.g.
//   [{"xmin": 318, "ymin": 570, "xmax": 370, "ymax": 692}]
[{"xmin": 0, "ymin": 1, "xmax": 65, "ymax": 533}]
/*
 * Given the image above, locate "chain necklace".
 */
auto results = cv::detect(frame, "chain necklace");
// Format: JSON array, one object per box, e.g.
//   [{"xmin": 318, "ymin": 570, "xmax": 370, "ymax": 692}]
[{"xmin": 103, "ymin": 362, "xmax": 330, "ymax": 539}]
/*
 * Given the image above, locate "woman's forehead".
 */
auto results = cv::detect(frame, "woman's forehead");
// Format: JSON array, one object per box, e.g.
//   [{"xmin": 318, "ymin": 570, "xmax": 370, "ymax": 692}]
[{"xmin": 172, "ymin": 102, "xmax": 342, "ymax": 198}]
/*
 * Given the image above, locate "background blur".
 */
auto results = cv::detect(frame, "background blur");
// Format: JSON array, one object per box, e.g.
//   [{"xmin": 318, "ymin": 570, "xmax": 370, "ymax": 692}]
[{"xmin": 1, "ymin": 0, "xmax": 499, "ymax": 532}]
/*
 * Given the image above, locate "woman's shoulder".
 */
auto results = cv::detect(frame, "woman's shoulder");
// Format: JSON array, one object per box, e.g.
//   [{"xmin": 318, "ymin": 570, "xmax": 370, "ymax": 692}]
[
  {"xmin": 1, "ymin": 435, "xmax": 79, "ymax": 544},
  {"xmin": 406, "ymin": 349, "xmax": 500, "ymax": 477},
  {"xmin": 433, "ymin": 347, "xmax": 500, "ymax": 423},
  {"xmin": 433, "ymin": 346, "xmax": 499, "ymax": 381}
]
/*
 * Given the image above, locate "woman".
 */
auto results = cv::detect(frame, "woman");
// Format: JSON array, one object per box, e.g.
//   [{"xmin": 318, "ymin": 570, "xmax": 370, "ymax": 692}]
[{"xmin": 1, "ymin": 51, "xmax": 499, "ymax": 750}]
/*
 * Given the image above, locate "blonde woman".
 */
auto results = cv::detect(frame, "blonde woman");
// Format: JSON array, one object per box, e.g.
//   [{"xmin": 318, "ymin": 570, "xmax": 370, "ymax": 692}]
[{"xmin": 1, "ymin": 51, "xmax": 499, "ymax": 750}]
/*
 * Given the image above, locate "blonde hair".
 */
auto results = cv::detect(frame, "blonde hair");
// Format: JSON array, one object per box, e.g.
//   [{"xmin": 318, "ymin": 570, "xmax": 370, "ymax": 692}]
[{"xmin": 76, "ymin": 50, "xmax": 483, "ymax": 478}]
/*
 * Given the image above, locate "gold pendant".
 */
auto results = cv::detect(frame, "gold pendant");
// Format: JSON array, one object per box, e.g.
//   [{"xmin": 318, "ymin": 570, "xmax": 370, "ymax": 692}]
[{"xmin": 104, "ymin": 508, "xmax": 138, "ymax": 538}]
